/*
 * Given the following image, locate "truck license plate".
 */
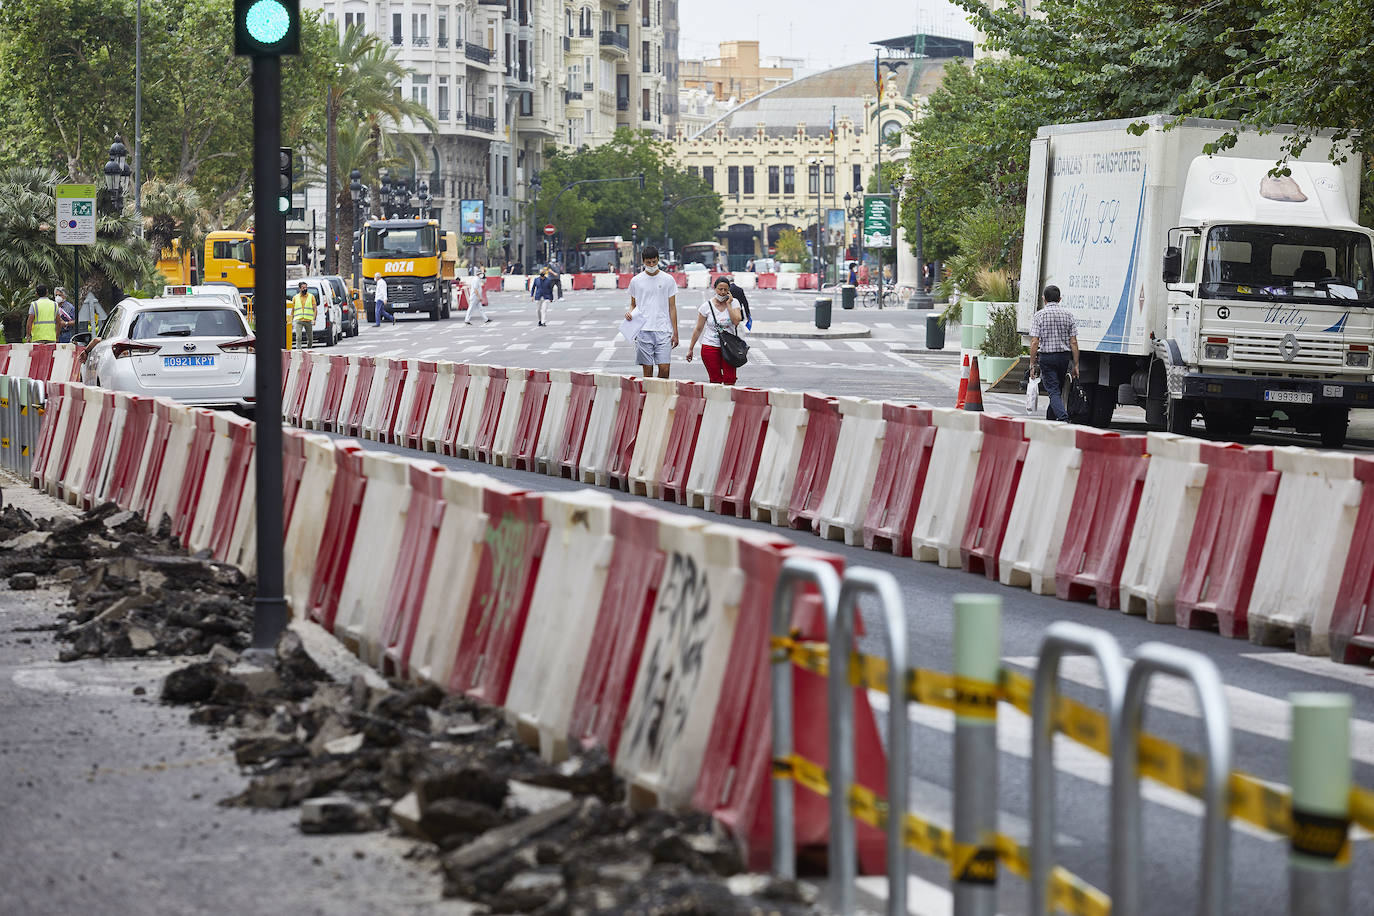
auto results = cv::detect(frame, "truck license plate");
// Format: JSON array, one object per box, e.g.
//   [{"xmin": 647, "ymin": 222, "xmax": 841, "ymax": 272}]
[{"xmin": 1264, "ymin": 389, "xmax": 1313, "ymax": 404}]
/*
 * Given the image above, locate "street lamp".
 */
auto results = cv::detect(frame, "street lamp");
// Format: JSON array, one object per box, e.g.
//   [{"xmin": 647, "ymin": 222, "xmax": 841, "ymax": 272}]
[
  {"xmin": 417, "ymin": 179, "xmax": 431, "ymax": 219},
  {"xmin": 349, "ymin": 169, "xmax": 364, "ymax": 288},
  {"xmin": 379, "ymin": 169, "xmax": 392, "ymax": 218},
  {"xmin": 101, "ymin": 135, "xmax": 130, "ymax": 214},
  {"xmin": 808, "ymin": 156, "xmax": 823, "ymax": 282}
]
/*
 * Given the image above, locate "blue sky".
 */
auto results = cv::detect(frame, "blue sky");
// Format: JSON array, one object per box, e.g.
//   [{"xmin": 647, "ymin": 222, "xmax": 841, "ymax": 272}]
[{"xmin": 677, "ymin": 0, "xmax": 978, "ymax": 72}]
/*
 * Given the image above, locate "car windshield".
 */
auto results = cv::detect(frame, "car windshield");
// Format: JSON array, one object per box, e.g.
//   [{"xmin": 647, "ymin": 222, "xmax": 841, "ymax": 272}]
[
  {"xmin": 129, "ymin": 308, "xmax": 246, "ymax": 339},
  {"xmin": 288, "ymin": 286, "xmax": 323, "ymax": 302},
  {"xmin": 363, "ymin": 227, "xmax": 436, "ymax": 258},
  {"xmin": 1200, "ymin": 225, "xmax": 1374, "ymax": 304}
]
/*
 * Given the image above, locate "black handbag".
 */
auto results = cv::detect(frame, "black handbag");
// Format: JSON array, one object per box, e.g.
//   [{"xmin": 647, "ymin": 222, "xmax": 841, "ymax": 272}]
[{"xmin": 709, "ymin": 302, "xmax": 749, "ymax": 368}]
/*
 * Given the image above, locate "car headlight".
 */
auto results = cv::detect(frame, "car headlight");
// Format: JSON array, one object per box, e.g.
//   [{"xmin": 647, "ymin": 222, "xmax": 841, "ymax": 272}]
[
  {"xmin": 422, "ymin": 281, "xmax": 437, "ymax": 293},
  {"xmin": 1346, "ymin": 350, "xmax": 1371, "ymax": 369},
  {"xmin": 1204, "ymin": 343, "xmax": 1229, "ymax": 360},
  {"xmin": 364, "ymin": 280, "xmax": 375, "ymax": 292}
]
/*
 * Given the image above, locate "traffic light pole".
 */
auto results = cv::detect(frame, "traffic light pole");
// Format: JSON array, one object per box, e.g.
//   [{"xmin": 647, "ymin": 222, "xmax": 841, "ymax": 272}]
[{"xmin": 251, "ymin": 53, "xmax": 288, "ymax": 651}]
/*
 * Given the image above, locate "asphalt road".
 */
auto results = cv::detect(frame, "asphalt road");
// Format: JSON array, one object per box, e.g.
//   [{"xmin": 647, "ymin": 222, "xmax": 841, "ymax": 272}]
[{"xmin": 313, "ymin": 287, "xmax": 1374, "ymax": 911}]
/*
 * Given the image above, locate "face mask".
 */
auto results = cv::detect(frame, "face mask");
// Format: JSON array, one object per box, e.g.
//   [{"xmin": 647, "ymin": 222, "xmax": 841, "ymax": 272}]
[
  {"xmin": 645, "ymin": 265, "xmax": 658, "ymax": 274},
  {"xmin": 715, "ymin": 290, "xmax": 730, "ymax": 301}
]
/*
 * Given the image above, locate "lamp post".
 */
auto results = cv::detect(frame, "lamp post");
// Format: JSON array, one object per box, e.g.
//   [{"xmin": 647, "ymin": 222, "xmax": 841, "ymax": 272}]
[
  {"xmin": 417, "ymin": 179, "xmax": 431, "ymax": 219},
  {"xmin": 379, "ymin": 169, "xmax": 392, "ymax": 218},
  {"xmin": 349, "ymin": 169, "xmax": 363, "ymax": 289},
  {"xmin": 808, "ymin": 157, "xmax": 823, "ymax": 283}
]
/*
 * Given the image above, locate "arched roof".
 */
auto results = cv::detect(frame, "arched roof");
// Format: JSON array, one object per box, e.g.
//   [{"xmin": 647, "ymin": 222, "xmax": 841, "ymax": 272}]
[{"xmin": 688, "ymin": 56, "xmax": 964, "ymax": 141}]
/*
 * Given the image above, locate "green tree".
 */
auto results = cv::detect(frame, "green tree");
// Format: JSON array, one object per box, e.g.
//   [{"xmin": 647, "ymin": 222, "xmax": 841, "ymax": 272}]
[
  {"xmin": 774, "ymin": 228, "xmax": 808, "ymax": 265},
  {"xmin": 534, "ymin": 129, "xmax": 720, "ymax": 260},
  {"xmin": 311, "ymin": 24, "xmax": 435, "ymax": 274},
  {"xmin": 0, "ymin": 167, "xmax": 156, "ymax": 328},
  {"xmin": 138, "ymin": 178, "xmax": 204, "ymax": 261}
]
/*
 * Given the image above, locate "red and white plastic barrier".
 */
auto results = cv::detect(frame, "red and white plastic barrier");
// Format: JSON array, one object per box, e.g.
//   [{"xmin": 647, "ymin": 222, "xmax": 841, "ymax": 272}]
[
  {"xmin": 911, "ymin": 408, "xmax": 983, "ymax": 567},
  {"xmin": 749, "ymin": 389, "xmax": 809, "ymax": 526},
  {"xmin": 627, "ymin": 377, "xmax": 679, "ymax": 497},
  {"xmin": 684, "ymin": 385, "xmax": 736, "ymax": 511},
  {"xmin": 813, "ymin": 397, "xmax": 886, "ymax": 544},
  {"xmin": 1118, "ymin": 433, "xmax": 1208, "ymax": 624}
]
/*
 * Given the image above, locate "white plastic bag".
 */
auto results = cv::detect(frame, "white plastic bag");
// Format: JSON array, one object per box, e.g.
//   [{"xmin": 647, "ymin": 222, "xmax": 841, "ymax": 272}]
[{"xmin": 1025, "ymin": 375, "xmax": 1040, "ymax": 415}]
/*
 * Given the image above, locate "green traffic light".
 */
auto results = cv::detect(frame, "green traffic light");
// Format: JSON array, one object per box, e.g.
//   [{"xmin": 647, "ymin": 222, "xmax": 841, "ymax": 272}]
[
  {"xmin": 246, "ymin": 0, "xmax": 290, "ymax": 44},
  {"xmin": 278, "ymin": 198, "xmax": 290, "ymax": 213}
]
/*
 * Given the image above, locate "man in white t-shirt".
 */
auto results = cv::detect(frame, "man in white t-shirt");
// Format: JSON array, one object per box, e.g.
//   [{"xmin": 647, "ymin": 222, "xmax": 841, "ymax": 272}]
[{"xmin": 624, "ymin": 245, "xmax": 679, "ymax": 378}]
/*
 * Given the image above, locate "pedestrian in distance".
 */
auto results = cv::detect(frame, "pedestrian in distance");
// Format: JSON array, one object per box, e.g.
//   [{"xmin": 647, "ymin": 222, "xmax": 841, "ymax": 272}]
[
  {"xmin": 547, "ymin": 259, "xmax": 564, "ymax": 300},
  {"xmin": 463, "ymin": 274, "xmax": 492, "ymax": 325},
  {"xmin": 290, "ymin": 281, "xmax": 317, "ymax": 349},
  {"xmin": 25, "ymin": 285, "xmax": 59, "ymax": 343},
  {"xmin": 727, "ymin": 277, "xmax": 753, "ymax": 330},
  {"xmin": 686, "ymin": 276, "xmax": 745, "ymax": 385},
  {"xmin": 1029, "ymin": 284, "xmax": 1080, "ymax": 422},
  {"xmin": 531, "ymin": 267, "xmax": 555, "ymax": 326},
  {"xmin": 53, "ymin": 287, "xmax": 76, "ymax": 343},
  {"xmin": 373, "ymin": 275, "xmax": 394, "ymax": 326},
  {"xmin": 624, "ymin": 245, "xmax": 679, "ymax": 379},
  {"xmin": 848, "ymin": 262, "xmax": 858, "ymax": 286}
]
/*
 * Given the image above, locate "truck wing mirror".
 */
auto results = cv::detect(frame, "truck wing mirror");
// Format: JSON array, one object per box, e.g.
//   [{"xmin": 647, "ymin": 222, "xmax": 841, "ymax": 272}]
[
  {"xmin": 440, "ymin": 238, "xmax": 449, "ymax": 252},
  {"xmin": 1162, "ymin": 246, "xmax": 1183, "ymax": 284}
]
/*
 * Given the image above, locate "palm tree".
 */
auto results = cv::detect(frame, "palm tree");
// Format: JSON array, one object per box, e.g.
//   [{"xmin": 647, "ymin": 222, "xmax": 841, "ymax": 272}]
[
  {"xmin": 0, "ymin": 167, "xmax": 156, "ymax": 339},
  {"xmin": 139, "ymin": 177, "xmax": 205, "ymax": 260},
  {"xmin": 318, "ymin": 24, "xmax": 437, "ymax": 275}
]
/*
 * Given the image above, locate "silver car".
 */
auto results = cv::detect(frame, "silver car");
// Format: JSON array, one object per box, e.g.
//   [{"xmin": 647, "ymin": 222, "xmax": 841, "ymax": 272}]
[{"xmin": 79, "ymin": 296, "xmax": 255, "ymax": 409}]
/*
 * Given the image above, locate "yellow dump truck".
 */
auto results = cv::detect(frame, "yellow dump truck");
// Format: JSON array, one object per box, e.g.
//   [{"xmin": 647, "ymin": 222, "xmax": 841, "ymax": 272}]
[
  {"xmin": 202, "ymin": 230, "xmax": 255, "ymax": 312},
  {"xmin": 360, "ymin": 218, "xmax": 451, "ymax": 320}
]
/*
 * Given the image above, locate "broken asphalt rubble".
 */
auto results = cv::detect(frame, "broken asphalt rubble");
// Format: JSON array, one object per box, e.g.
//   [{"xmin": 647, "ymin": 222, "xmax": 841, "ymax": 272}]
[{"xmin": 7, "ymin": 499, "xmax": 820, "ymax": 914}]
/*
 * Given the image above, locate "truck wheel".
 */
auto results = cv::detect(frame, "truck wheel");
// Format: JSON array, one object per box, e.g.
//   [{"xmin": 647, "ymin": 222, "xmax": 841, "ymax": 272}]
[
  {"xmin": 429, "ymin": 302, "xmax": 440, "ymax": 321},
  {"xmin": 1166, "ymin": 397, "xmax": 1196, "ymax": 436},
  {"xmin": 1319, "ymin": 407, "xmax": 1349, "ymax": 449}
]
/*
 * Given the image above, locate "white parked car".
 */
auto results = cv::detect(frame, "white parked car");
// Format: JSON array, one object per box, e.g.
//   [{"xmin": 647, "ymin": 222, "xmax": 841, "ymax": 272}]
[
  {"xmin": 284, "ymin": 278, "xmax": 344, "ymax": 347},
  {"xmin": 78, "ymin": 297, "xmax": 255, "ymax": 409}
]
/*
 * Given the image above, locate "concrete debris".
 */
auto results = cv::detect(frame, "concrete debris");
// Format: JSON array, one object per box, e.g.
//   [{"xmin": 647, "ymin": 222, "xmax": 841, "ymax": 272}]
[
  {"xmin": 7, "ymin": 501, "xmax": 816, "ymax": 912},
  {"xmin": 8, "ymin": 571, "xmax": 38, "ymax": 590}
]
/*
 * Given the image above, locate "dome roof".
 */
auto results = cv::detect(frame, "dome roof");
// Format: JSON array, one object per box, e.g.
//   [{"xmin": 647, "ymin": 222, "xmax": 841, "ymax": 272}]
[{"xmin": 688, "ymin": 56, "xmax": 964, "ymax": 141}]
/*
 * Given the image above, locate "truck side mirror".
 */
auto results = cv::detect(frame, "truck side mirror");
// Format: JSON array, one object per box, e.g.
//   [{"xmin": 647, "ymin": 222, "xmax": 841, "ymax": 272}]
[
  {"xmin": 1162, "ymin": 246, "xmax": 1183, "ymax": 283},
  {"xmin": 440, "ymin": 238, "xmax": 449, "ymax": 252}
]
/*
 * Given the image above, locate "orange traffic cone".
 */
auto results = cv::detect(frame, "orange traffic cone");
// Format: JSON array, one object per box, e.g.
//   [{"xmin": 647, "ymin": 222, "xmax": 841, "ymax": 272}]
[
  {"xmin": 955, "ymin": 354, "xmax": 970, "ymax": 409},
  {"xmin": 963, "ymin": 357, "xmax": 985, "ymax": 412}
]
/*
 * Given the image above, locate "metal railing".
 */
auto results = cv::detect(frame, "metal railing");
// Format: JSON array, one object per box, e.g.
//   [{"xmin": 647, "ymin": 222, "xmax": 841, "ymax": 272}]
[
  {"xmin": 616, "ymin": 97, "xmax": 629, "ymax": 111},
  {"xmin": 437, "ymin": 108, "xmax": 450, "ymax": 121},
  {"xmin": 412, "ymin": 36, "xmax": 429, "ymax": 47},
  {"xmin": 465, "ymin": 113, "xmax": 496, "ymax": 132},
  {"xmin": 464, "ymin": 41, "xmax": 492, "ymax": 64},
  {"xmin": 0, "ymin": 376, "xmax": 44, "ymax": 480},
  {"xmin": 770, "ymin": 558, "xmax": 1365, "ymax": 916},
  {"xmin": 599, "ymin": 30, "xmax": 628, "ymax": 51}
]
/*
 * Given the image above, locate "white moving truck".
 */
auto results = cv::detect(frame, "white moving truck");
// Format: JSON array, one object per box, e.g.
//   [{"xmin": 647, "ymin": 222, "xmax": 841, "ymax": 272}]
[{"xmin": 1018, "ymin": 116, "xmax": 1374, "ymax": 446}]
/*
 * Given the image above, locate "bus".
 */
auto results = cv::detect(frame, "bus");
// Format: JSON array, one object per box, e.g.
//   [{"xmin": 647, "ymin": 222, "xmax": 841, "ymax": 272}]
[
  {"xmin": 680, "ymin": 241, "xmax": 724, "ymax": 271},
  {"xmin": 360, "ymin": 218, "xmax": 451, "ymax": 320},
  {"xmin": 574, "ymin": 236, "xmax": 634, "ymax": 273}
]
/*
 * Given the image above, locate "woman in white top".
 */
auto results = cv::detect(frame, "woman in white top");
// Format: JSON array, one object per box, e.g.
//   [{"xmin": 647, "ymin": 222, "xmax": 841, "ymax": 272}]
[{"xmin": 685, "ymin": 276, "xmax": 744, "ymax": 385}]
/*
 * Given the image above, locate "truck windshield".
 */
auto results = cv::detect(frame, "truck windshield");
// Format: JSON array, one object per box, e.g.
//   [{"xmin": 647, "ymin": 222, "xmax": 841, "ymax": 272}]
[
  {"xmin": 1201, "ymin": 225, "xmax": 1374, "ymax": 304},
  {"xmin": 578, "ymin": 247, "xmax": 616, "ymax": 272},
  {"xmin": 363, "ymin": 227, "xmax": 436, "ymax": 258}
]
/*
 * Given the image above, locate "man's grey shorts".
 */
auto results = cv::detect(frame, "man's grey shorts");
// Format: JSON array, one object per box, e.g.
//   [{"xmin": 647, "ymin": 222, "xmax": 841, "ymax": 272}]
[{"xmin": 635, "ymin": 330, "xmax": 672, "ymax": 366}]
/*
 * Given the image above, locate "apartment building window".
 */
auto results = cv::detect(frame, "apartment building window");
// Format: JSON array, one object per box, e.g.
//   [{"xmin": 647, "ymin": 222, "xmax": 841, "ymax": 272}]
[
  {"xmin": 438, "ymin": 77, "xmax": 449, "ymax": 119},
  {"xmin": 641, "ymin": 0, "xmax": 650, "ymax": 26},
  {"xmin": 768, "ymin": 166, "xmax": 779, "ymax": 194},
  {"xmin": 824, "ymin": 165, "xmax": 834, "ymax": 194},
  {"xmin": 411, "ymin": 75, "xmax": 428, "ymax": 108},
  {"xmin": 519, "ymin": 91, "xmax": 532, "ymax": 117},
  {"xmin": 412, "ymin": 13, "xmax": 428, "ymax": 46},
  {"xmin": 580, "ymin": 7, "xmax": 593, "ymax": 35},
  {"xmin": 783, "ymin": 166, "xmax": 795, "ymax": 195},
  {"xmin": 702, "ymin": 166, "xmax": 714, "ymax": 189},
  {"xmin": 853, "ymin": 164, "xmax": 862, "ymax": 191},
  {"xmin": 565, "ymin": 9, "xmax": 572, "ymax": 36},
  {"xmin": 727, "ymin": 166, "xmax": 739, "ymax": 195},
  {"xmin": 503, "ymin": 156, "xmax": 509, "ymax": 197},
  {"xmin": 344, "ymin": 11, "xmax": 365, "ymax": 30},
  {"xmin": 438, "ymin": 10, "xmax": 448, "ymax": 47},
  {"xmin": 642, "ymin": 87, "xmax": 650, "ymax": 121},
  {"xmin": 641, "ymin": 41, "xmax": 649, "ymax": 74},
  {"xmin": 743, "ymin": 166, "xmax": 754, "ymax": 195},
  {"xmin": 391, "ymin": 11, "xmax": 402, "ymax": 44},
  {"xmin": 807, "ymin": 164, "xmax": 819, "ymax": 195},
  {"xmin": 687, "ymin": 166, "xmax": 698, "ymax": 179}
]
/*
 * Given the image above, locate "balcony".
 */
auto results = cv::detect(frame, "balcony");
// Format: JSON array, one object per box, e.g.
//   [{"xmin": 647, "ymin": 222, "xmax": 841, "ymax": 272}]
[
  {"xmin": 564, "ymin": 90, "xmax": 583, "ymax": 103},
  {"xmin": 579, "ymin": 26, "xmax": 594, "ymax": 37},
  {"xmin": 413, "ymin": 36, "xmax": 429, "ymax": 47},
  {"xmin": 391, "ymin": 34, "xmax": 402, "ymax": 46},
  {"xmin": 583, "ymin": 81, "xmax": 594, "ymax": 92},
  {"xmin": 466, "ymin": 113, "xmax": 496, "ymax": 132},
  {"xmin": 464, "ymin": 42, "xmax": 493, "ymax": 64},
  {"xmin": 600, "ymin": 30, "xmax": 628, "ymax": 52},
  {"xmin": 616, "ymin": 97, "xmax": 629, "ymax": 111},
  {"xmin": 438, "ymin": 108, "xmax": 450, "ymax": 120},
  {"xmin": 437, "ymin": 36, "xmax": 448, "ymax": 48}
]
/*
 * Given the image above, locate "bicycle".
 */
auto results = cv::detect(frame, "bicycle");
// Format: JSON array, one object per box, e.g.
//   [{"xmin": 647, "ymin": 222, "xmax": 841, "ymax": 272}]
[{"xmin": 856, "ymin": 284, "xmax": 879, "ymax": 308}]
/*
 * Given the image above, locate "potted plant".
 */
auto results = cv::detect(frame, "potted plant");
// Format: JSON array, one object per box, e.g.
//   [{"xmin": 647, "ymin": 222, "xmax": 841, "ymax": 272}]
[{"xmin": 978, "ymin": 302, "xmax": 1025, "ymax": 386}]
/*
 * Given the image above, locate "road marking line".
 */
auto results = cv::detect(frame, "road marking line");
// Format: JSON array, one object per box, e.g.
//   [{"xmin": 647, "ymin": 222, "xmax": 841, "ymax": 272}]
[
  {"xmin": 803, "ymin": 340, "xmax": 830, "ymax": 350},
  {"xmin": 1003, "ymin": 655, "xmax": 1374, "ymax": 767},
  {"xmin": 1241, "ymin": 651, "xmax": 1374, "ymax": 688},
  {"xmin": 550, "ymin": 341, "xmax": 573, "ymax": 350},
  {"xmin": 844, "ymin": 341, "xmax": 873, "ymax": 352}
]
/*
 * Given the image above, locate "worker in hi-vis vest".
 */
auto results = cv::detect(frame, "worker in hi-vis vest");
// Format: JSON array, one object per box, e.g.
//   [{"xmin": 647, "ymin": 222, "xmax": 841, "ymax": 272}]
[
  {"xmin": 26, "ymin": 284, "xmax": 60, "ymax": 343},
  {"xmin": 290, "ymin": 281, "xmax": 317, "ymax": 349}
]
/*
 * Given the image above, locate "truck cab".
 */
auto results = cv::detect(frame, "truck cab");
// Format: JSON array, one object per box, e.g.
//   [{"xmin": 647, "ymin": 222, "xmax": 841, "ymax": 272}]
[
  {"xmin": 203, "ymin": 230, "xmax": 255, "ymax": 313},
  {"xmin": 1159, "ymin": 159, "xmax": 1374, "ymax": 445},
  {"xmin": 360, "ymin": 219, "xmax": 450, "ymax": 320}
]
